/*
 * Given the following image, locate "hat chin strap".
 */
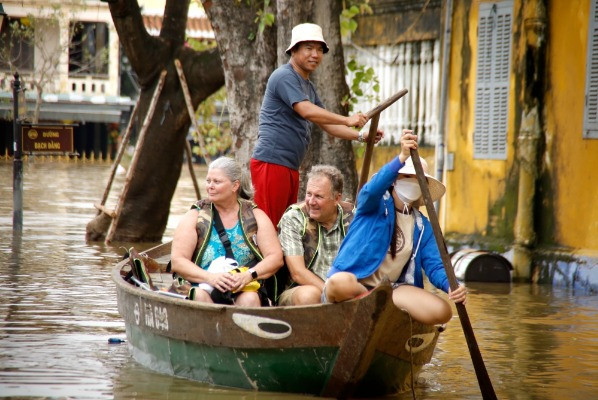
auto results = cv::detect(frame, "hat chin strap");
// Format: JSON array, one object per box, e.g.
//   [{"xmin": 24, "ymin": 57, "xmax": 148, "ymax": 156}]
[
  {"xmin": 392, "ymin": 186, "xmax": 415, "ymax": 215},
  {"xmin": 395, "ymin": 190, "xmax": 413, "ymax": 206}
]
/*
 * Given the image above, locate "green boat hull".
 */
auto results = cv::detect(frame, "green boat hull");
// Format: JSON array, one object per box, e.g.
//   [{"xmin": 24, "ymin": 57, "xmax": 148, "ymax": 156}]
[
  {"xmin": 127, "ymin": 323, "xmax": 338, "ymax": 394},
  {"xmin": 113, "ymin": 243, "xmax": 442, "ymax": 397}
]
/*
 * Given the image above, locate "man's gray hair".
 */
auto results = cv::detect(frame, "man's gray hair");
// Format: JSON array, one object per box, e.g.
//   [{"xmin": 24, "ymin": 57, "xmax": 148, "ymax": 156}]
[
  {"xmin": 307, "ymin": 165, "xmax": 343, "ymax": 196},
  {"xmin": 208, "ymin": 156, "xmax": 254, "ymax": 200}
]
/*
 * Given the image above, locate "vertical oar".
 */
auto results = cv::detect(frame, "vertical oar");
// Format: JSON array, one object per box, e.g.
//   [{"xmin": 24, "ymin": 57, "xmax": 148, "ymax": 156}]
[
  {"xmin": 410, "ymin": 148, "xmax": 497, "ymax": 400},
  {"xmin": 357, "ymin": 89, "xmax": 408, "ymax": 195}
]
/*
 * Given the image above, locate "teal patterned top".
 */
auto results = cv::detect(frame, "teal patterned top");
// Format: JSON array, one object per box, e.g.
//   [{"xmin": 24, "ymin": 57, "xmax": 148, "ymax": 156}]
[{"xmin": 199, "ymin": 221, "xmax": 256, "ymax": 270}]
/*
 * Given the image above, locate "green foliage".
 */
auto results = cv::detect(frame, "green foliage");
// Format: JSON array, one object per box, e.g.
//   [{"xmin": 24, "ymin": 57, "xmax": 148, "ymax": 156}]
[
  {"xmin": 186, "ymin": 33, "xmax": 226, "ymax": 157},
  {"xmin": 246, "ymin": 0, "xmax": 275, "ymax": 41},
  {"xmin": 339, "ymin": 1, "xmax": 378, "ymax": 113},
  {"xmin": 353, "ymin": 143, "xmax": 366, "ymax": 158},
  {"xmin": 255, "ymin": 0, "xmax": 275, "ymax": 33},
  {"xmin": 342, "ymin": 58, "xmax": 380, "ymax": 112},
  {"xmin": 340, "ymin": 6, "xmax": 359, "ymax": 37},
  {"xmin": 185, "ymin": 37, "xmax": 217, "ymax": 52},
  {"xmin": 192, "ymin": 87, "xmax": 232, "ymax": 157},
  {"xmin": 340, "ymin": 0, "xmax": 372, "ymax": 37}
]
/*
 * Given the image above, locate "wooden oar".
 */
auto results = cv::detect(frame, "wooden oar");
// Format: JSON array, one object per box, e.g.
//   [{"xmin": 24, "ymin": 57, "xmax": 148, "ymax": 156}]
[
  {"xmin": 357, "ymin": 89, "xmax": 408, "ymax": 195},
  {"xmin": 409, "ymin": 148, "xmax": 497, "ymax": 400}
]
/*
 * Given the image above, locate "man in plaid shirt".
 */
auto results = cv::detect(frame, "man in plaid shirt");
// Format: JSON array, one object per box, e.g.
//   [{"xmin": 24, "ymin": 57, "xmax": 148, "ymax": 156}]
[{"xmin": 277, "ymin": 165, "xmax": 354, "ymax": 306}]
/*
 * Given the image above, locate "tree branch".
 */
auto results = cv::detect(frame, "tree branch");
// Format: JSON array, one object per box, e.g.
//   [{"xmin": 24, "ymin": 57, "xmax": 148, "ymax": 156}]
[
  {"xmin": 161, "ymin": 0, "xmax": 189, "ymax": 45},
  {"xmin": 108, "ymin": 0, "xmax": 167, "ymax": 86}
]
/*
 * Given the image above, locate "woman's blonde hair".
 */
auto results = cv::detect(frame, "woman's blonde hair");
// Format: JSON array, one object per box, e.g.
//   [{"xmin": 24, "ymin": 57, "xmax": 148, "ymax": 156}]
[{"xmin": 208, "ymin": 156, "xmax": 254, "ymax": 200}]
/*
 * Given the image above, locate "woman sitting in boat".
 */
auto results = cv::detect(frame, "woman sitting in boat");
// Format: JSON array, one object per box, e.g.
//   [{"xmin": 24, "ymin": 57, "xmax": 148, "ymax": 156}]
[
  {"xmin": 323, "ymin": 130, "xmax": 467, "ymax": 325},
  {"xmin": 171, "ymin": 156, "xmax": 283, "ymax": 306}
]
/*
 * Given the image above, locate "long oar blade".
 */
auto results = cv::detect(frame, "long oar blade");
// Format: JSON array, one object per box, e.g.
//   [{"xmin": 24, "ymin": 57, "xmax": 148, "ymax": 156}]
[{"xmin": 410, "ymin": 148, "xmax": 497, "ymax": 400}]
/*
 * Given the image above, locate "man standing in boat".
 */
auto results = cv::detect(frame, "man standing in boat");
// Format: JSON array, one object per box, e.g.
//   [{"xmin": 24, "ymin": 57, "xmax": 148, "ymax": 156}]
[
  {"xmin": 277, "ymin": 165, "xmax": 354, "ymax": 305},
  {"xmin": 250, "ymin": 22, "xmax": 383, "ymax": 227}
]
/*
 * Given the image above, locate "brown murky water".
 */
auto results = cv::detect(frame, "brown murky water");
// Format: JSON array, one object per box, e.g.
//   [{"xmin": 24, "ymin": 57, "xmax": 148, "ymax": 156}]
[{"xmin": 1, "ymin": 160, "xmax": 597, "ymax": 399}]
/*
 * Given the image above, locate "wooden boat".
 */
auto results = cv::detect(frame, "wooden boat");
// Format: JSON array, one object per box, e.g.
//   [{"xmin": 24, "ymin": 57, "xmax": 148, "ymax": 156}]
[{"xmin": 112, "ymin": 242, "xmax": 444, "ymax": 398}]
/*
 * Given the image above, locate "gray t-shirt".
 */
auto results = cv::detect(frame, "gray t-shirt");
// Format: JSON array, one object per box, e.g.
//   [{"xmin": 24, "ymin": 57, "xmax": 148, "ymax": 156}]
[{"xmin": 252, "ymin": 63, "xmax": 324, "ymax": 170}]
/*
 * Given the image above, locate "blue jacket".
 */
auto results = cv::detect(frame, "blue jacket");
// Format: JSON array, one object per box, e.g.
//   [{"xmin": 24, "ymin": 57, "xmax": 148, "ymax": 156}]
[{"xmin": 328, "ymin": 157, "xmax": 450, "ymax": 293}]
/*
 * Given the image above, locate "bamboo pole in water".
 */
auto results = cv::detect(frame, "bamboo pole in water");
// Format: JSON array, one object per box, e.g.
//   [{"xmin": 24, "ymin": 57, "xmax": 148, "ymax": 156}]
[
  {"xmin": 105, "ymin": 70, "xmax": 167, "ymax": 244},
  {"xmin": 175, "ymin": 58, "xmax": 210, "ymax": 200},
  {"xmin": 94, "ymin": 98, "xmax": 140, "ymax": 216}
]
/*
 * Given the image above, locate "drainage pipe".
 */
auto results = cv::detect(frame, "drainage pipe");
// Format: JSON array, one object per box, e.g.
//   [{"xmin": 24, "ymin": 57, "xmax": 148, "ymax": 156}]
[{"xmin": 436, "ymin": 0, "xmax": 453, "ymax": 219}]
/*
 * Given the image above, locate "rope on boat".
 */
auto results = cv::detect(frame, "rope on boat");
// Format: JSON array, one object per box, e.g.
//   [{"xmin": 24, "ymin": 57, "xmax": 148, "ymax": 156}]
[{"xmin": 405, "ymin": 309, "xmax": 417, "ymax": 400}]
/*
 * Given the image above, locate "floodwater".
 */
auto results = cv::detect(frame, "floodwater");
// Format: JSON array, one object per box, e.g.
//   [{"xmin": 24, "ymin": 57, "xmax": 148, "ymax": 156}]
[{"xmin": 0, "ymin": 160, "xmax": 597, "ymax": 400}]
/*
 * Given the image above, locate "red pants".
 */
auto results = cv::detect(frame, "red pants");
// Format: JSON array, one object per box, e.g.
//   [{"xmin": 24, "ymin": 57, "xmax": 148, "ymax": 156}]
[{"xmin": 250, "ymin": 158, "xmax": 299, "ymax": 227}]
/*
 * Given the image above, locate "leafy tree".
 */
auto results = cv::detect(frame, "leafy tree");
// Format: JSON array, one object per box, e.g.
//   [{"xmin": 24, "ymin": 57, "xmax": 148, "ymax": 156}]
[
  {"xmin": 86, "ymin": 0, "xmax": 224, "ymax": 242},
  {"xmin": 89, "ymin": 0, "xmax": 369, "ymax": 241},
  {"xmin": 203, "ymin": 0, "xmax": 361, "ymax": 199}
]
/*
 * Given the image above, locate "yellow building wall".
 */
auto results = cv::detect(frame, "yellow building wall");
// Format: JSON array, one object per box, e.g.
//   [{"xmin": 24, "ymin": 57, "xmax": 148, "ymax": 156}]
[
  {"xmin": 544, "ymin": 0, "xmax": 598, "ymax": 250},
  {"xmin": 444, "ymin": 0, "xmax": 518, "ymax": 240},
  {"xmin": 444, "ymin": 0, "xmax": 598, "ymax": 254}
]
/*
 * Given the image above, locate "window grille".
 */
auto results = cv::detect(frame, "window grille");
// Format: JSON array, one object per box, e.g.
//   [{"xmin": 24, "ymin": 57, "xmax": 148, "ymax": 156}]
[{"xmin": 344, "ymin": 40, "xmax": 441, "ymax": 146}]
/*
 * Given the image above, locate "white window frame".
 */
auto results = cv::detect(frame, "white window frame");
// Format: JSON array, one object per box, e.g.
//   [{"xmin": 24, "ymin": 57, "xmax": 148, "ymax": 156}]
[{"xmin": 473, "ymin": 1, "xmax": 514, "ymax": 159}]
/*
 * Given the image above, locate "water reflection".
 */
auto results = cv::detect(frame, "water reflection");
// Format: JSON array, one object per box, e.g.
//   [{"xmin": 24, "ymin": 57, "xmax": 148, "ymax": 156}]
[{"xmin": 1, "ymin": 160, "xmax": 597, "ymax": 399}]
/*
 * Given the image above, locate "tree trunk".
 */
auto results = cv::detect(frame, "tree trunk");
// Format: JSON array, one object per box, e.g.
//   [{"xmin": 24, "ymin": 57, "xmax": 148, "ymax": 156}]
[
  {"xmin": 203, "ymin": 0, "xmax": 355, "ymax": 199},
  {"xmin": 201, "ymin": 0, "xmax": 278, "ymax": 168},
  {"xmin": 277, "ymin": 0, "xmax": 358, "ymax": 201},
  {"xmin": 86, "ymin": 0, "xmax": 225, "ymax": 242}
]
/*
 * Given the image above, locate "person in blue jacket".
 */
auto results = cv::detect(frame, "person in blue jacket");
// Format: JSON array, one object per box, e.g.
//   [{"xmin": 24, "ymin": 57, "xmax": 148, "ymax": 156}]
[{"xmin": 324, "ymin": 130, "xmax": 467, "ymax": 325}]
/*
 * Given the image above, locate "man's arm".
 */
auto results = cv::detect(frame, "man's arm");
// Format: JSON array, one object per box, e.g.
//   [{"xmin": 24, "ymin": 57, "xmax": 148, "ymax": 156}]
[
  {"xmin": 293, "ymin": 100, "xmax": 367, "ymax": 128},
  {"xmin": 285, "ymin": 255, "xmax": 325, "ymax": 290},
  {"xmin": 319, "ymin": 123, "xmax": 385, "ymax": 143}
]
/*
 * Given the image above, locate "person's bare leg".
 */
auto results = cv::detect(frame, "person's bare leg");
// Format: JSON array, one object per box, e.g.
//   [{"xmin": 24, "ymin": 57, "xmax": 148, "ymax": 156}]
[
  {"xmin": 292, "ymin": 285, "xmax": 322, "ymax": 305},
  {"xmin": 235, "ymin": 292, "xmax": 261, "ymax": 307},
  {"xmin": 392, "ymin": 285, "xmax": 452, "ymax": 324},
  {"xmin": 193, "ymin": 289, "xmax": 213, "ymax": 303},
  {"xmin": 325, "ymin": 272, "xmax": 368, "ymax": 303}
]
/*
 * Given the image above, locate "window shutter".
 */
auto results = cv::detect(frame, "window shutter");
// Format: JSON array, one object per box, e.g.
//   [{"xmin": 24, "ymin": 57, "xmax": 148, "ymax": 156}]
[
  {"xmin": 583, "ymin": 0, "xmax": 598, "ymax": 138},
  {"xmin": 474, "ymin": 2, "xmax": 513, "ymax": 159}
]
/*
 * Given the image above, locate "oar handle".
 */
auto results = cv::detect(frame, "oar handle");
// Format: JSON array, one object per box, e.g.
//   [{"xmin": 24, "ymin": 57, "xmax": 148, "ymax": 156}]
[
  {"xmin": 409, "ymin": 148, "xmax": 497, "ymax": 400},
  {"xmin": 365, "ymin": 88, "xmax": 408, "ymax": 119},
  {"xmin": 356, "ymin": 89, "xmax": 409, "ymax": 196}
]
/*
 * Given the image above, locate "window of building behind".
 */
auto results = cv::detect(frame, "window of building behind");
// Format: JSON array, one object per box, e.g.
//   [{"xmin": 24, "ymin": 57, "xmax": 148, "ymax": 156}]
[
  {"xmin": 344, "ymin": 40, "xmax": 440, "ymax": 146},
  {"xmin": 583, "ymin": 0, "xmax": 598, "ymax": 139},
  {"xmin": 473, "ymin": 1, "xmax": 514, "ymax": 160},
  {"xmin": 0, "ymin": 18, "xmax": 35, "ymax": 72},
  {"xmin": 69, "ymin": 21, "xmax": 109, "ymax": 76}
]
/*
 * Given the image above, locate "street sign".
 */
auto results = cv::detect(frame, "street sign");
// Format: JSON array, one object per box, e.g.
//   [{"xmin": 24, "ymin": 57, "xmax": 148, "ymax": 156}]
[{"xmin": 21, "ymin": 125, "xmax": 74, "ymax": 153}]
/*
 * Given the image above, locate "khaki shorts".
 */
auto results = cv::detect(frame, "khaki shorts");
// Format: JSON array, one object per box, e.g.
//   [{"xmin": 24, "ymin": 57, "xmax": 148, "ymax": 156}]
[{"xmin": 277, "ymin": 286, "xmax": 300, "ymax": 306}]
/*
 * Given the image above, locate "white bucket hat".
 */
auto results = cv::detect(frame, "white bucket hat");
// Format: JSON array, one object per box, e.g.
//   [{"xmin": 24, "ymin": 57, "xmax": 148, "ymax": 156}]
[
  {"xmin": 285, "ymin": 23, "xmax": 329, "ymax": 55},
  {"xmin": 396, "ymin": 157, "xmax": 446, "ymax": 207}
]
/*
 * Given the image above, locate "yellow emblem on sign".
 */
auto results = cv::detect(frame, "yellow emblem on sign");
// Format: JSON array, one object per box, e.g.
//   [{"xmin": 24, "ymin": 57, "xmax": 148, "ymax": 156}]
[{"xmin": 28, "ymin": 129, "xmax": 38, "ymax": 140}]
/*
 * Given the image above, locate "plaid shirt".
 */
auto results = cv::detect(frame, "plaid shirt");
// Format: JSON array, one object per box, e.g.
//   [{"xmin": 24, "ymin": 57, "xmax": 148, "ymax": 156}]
[{"xmin": 278, "ymin": 205, "xmax": 344, "ymax": 281}]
